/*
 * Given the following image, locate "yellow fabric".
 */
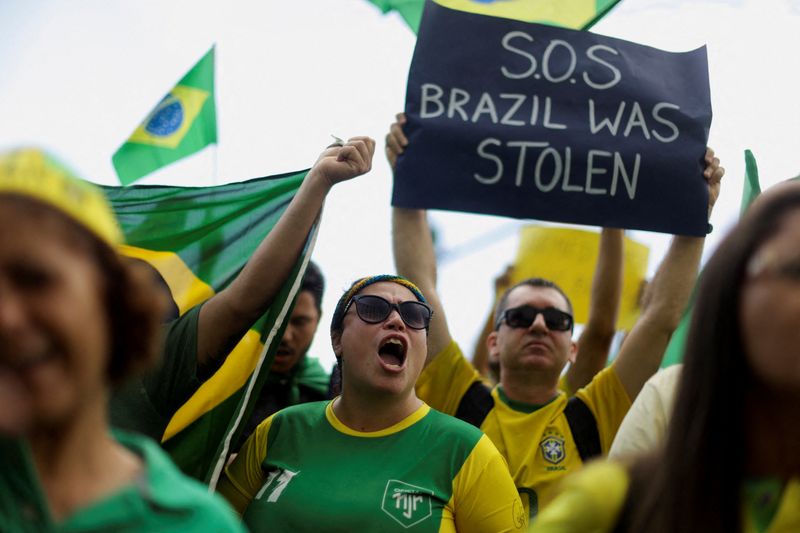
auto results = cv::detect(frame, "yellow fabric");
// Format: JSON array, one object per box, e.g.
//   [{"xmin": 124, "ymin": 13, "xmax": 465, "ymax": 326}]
[
  {"xmin": 532, "ymin": 463, "xmax": 800, "ymax": 533},
  {"xmin": 217, "ymin": 413, "xmax": 275, "ymax": 515},
  {"xmin": 0, "ymin": 148, "xmax": 122, "ymax": 246},
  {"xmin": 444, "ymin": 434, "xmax": 529, "ymax": 532},
  {"xmin": 512, "ymin": 226, "xmax": 649, "ymax": 331},
  {"xmin": 557, "ymin": 374, "xmax": 572, "ymax": 397},
  {"xmin": 416, "ymin": 340, "xmax": 483, "ymax": 416},
  {"xmin": 760, "ymin": 480, "xmax": 800, "ymax": 533},
  {"xmin": 433, "ymin": 0, "xmax": 596, "ymax": 28},
  {"xmin": 529, "ymin": 461, "xmax": 629, "ymax": 532},
  {"xmin": 417, "ymin": 341, "xmax": 631, "ymax": 517},
  {"xmin": 119, "ymin": 245, "xmax": 215, "ymax": 315},
  {"xmin": 608, "ymin": 365, "xmax": 682, "ymax": 459},
  {"xmin": 163, "ymin": 329, "xmax": 264, "ymax": 440},
  {"xmin": 325, "ymin": 399, "xmax": 430, "ymax": 437}
]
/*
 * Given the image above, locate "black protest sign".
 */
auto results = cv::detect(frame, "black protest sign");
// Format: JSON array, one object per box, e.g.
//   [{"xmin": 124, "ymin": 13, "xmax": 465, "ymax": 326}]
[{"xmin": 393, "ymin": 1, "xmax": 712, "ymax": 236}]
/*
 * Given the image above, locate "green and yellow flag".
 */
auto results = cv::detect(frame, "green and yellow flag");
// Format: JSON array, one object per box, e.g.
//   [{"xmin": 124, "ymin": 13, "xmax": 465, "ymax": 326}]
[
  {"xmin": 112, "ymin": 46, "xmax": 217, "ymax": 186},
  {"xmin": 103, "ymin": 169, "xmax": 316, "ymax": 486},
  {"xmin": 369, "ymin": 0, "xmax": 623, "ymax": 32}
]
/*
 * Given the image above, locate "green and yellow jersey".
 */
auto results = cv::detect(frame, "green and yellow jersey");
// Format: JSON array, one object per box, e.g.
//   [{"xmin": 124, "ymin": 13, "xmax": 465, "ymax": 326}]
[
  {"xmin": 416, "ymin": 341, "xmax": 630, "ymax": 519},
  {"xmin": 532, "ymin": 461, "xmax": 800, "ymax": 533},
  {"xmin": 218, "ymin": 400, "xmax": 526, "ymax": 532}
]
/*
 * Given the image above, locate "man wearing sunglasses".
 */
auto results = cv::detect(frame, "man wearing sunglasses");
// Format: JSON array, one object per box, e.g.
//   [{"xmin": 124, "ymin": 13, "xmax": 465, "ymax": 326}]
[{"xmin": 386, "ymin": 116, "xmax": 724, "ymax": 521}]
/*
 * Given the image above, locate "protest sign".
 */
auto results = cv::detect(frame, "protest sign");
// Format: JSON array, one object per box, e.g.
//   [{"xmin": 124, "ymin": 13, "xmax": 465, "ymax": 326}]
[
  {"xmin": 511, "ymin": 225, "xmax": 649, "ymax": 331},
  {"xmin": 393, "ymin": 1, "xmax": 712, "ymax": 236}
]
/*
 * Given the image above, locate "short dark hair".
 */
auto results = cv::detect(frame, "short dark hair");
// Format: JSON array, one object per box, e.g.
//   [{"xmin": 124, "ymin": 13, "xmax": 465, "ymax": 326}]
[
  {"xmin": 493, "ymin": 277, "xmax": 573, "ymax": 328},
  {"xmin": 300, "ymin": 261, "xmax": 325, "ymax": 314}
]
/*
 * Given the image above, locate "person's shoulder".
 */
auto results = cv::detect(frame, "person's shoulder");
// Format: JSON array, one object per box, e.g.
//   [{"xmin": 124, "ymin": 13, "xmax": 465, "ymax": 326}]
[
  {"xmin": 647, "ymin": 364, "xmax": 683, "ymax": 392},
  {"xmin": 423, "ymin": 405, "xmax": 485, "ymax": 443},
  {"xmin": 166, "ymin": 481, "xmax": 245, "ymax": 531},
  {"xmin": 114, "ymin": 431, "xmax": 245, "ymax": 531},
  {"xmin": 271, "ymin": 399, "xmax": 330, "ymax": 427}
]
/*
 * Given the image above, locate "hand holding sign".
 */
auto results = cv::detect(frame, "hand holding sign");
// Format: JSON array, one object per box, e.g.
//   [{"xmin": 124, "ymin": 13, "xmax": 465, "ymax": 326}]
[
  {"xmin": 704, "ymin": 148, "xmax": 724, "ymax": 218},
  {"xmin": 393, "ymin": 1, "xmax": 714, "ymax": 236}
]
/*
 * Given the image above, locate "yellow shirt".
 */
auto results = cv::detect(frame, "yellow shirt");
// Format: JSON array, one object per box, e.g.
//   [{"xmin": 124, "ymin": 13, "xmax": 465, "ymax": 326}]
[
  {"xmin": 416, "ymin": 341, "xmax": 630, "ymax": 519},
  {"xmin": 532, "ymin": 461, "xmax": 800, "ymax": 533}
]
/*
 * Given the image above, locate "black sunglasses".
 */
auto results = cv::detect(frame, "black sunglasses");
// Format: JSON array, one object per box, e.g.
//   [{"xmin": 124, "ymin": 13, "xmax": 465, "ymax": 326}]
[
  {"xmin": 345, "ymin": 294, "xmax": 433, "ymax": 330},
  {"xmin": 496, "ymin": 305, "xmax": 573, "ymax": 332}
]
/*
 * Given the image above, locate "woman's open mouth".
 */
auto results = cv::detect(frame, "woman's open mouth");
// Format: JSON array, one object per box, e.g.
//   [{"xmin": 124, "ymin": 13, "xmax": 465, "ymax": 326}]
[{"xmin": 377, "ymin": 337, "xmax": 407, "ymax": 371}]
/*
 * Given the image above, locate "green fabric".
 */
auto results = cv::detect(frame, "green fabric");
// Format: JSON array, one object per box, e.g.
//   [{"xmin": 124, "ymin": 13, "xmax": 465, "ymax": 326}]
[
  {"xmin": 292, "ymin": 356, "xmax": 330, "ymax": 399},
  {"xmin": 109, "ymin": 305, "xmax": 202, "ymax": 441},
  {"xmin": 264, "ymin": 355, "xmax": 330, "ymax": 407},
  {"xmin": 368, "ymin": 0, "xmax": 623, "ymax": 33},
  {"xmin": 743, "ymin": 477, "xmax": 784, "ymax": 533},
  {"xmin": 104, "ymin": 169, "xmax": 306, "ymax": 319},
  {"xmin": 741, "ymin": 149, "xmax": 762, "ymax": 217},
  {"xmin": 112, "ymin": 46, "xmax": 217, "ymax": 185},
  {"xmin": 0, "ymin": 432, "xmax": 244, "ymax": 532},
  {"xmin": 368, "ymin": 0, "xmax": 426, "ymax": 31},
  {"xmin": 103, "ymin": 170, "xmax": 315, "ymax": 486},
  {"xmin": 661, "ymin": 150, "xmax": 761, "ymax": 367},
  {"xmin": 496, "ymin": 386, "xmax": 558, "ymax": 414},
  {"xmin": 243, "ymin": 403, "xmax": 482, "ymax": 532}
]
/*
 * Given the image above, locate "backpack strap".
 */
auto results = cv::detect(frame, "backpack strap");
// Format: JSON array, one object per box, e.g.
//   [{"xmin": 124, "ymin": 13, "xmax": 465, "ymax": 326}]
[
  {"xmin": 455, "ymin": 381, "xmax": 494, "ymax": 428},
  {"xmin": 564, "ymin": 396, "xmax": 602, "ymax": 462}
]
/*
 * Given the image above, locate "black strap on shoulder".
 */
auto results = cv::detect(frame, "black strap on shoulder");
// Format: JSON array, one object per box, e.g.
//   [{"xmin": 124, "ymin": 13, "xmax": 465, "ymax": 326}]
[
  {"xmin": 564, "ymin": 396, "xmax": 602, "ymax": 462},
  {"xmin": 454, "ymin": 381, "xmax": 494, "ymax": 428}
]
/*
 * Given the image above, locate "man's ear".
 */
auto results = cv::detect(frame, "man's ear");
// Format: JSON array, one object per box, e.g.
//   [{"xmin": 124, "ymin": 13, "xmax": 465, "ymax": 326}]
[
  {"xmin": 331, "ymin": 331, "xmax": 343, "ymax": 358},
  {"xmin": 487, "ymin": 330, "xmax": 500, "ymax": 361},
  {"xmin": 567, "ymin": 340, "xmax": 578, "ymax": 365}
]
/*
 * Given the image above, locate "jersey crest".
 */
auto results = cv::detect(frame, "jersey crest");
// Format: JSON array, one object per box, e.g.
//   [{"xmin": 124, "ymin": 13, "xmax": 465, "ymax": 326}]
[
  {"xmin": 381, "ymin": 479, "xmax": 434, "ymax": 528},
  {"xmin": 540, "ymin": 429, "xmax": 566, "ymax": 465}
]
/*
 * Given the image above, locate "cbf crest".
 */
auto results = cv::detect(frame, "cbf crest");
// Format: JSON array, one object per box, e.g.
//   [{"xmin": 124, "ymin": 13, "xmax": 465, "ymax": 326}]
[
  {"xmin": 381, "ymin": 479, "xmax": 433, "ymax": 528},
  {"xmin": 540, "ymin": 429, "xmax": 566, "ymax": 465}
]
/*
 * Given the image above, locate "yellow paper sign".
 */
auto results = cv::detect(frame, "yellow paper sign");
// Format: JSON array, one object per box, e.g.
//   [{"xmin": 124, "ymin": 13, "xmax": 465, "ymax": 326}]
[{"xmin": 511, "ymin": 226, "xmax": 649, "ymax": 330}]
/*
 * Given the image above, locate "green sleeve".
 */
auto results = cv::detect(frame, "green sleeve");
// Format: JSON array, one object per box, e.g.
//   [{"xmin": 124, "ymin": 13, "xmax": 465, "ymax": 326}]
[{"xmin": 110, "ymin": 304, "xmax": 203, "ymax": 440}]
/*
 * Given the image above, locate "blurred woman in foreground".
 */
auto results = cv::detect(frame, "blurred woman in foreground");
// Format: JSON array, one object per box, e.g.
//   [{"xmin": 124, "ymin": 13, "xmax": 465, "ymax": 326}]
[
  {"xmin": 0, "ymin": 149, "xmax": 242, "ymax": 531},
  {"xmin": 532, "ymin": 180, "xmax": 800, "ymax": 532},
  {"xmin": 219, "ymin": 275, "xmax": 527, "ymax": 532}
]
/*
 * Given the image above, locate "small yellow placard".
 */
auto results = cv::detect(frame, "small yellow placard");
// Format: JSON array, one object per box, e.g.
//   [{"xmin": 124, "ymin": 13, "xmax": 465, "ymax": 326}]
[{"xmin": 511, "ymin": 225, "xmax": 649, "ymax": 330}]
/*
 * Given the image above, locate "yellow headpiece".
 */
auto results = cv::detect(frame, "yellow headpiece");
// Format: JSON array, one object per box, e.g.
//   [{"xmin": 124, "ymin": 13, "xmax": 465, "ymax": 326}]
[{"xmin": 0, "ymin": 148, "xmax": 123, "ymax": 246}]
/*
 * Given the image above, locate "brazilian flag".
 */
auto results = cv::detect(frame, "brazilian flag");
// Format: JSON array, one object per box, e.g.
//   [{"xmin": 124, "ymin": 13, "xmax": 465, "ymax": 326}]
[
  {"xmin": 112, "ymin": 46, "xmax": 217, "ymax": 186},
  {"xmin": 103, "ymin": 169, "xmax": 316, "ymax": 486},
  {"xmin": 660, "ymin": 150, "xmax": 761, "ymax": 367},
  {"xmin": 369, "ymin": 0, "xmax": 623, "ymax": 33}
]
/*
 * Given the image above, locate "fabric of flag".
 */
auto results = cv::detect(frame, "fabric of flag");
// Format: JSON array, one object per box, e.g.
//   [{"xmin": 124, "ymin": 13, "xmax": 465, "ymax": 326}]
[
  {"xmin": 103, "ymin": 169, "xmax": 316, "ymax": 486},
  {"xmin": 369, "ymin": 0, "xmax": 623, "ymax": 33},
  {"xmin": 740, "ymin": 149, "xmax": 761, "ymax": 217},
  {"xmin": 660, "ymin": 149, "xmax": 762, "ymax": 367},
  {"xmin": 368, "ymin": 0, "xmax": 426, "ymax": 31},
  {"xmin": 112, "ymin": 46, "xmax": 217, "ymax": 186}
]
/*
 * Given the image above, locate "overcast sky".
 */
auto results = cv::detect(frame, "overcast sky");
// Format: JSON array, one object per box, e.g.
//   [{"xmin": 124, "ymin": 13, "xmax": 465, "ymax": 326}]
[{"xmin": 2, "ymin": 0, "xmax": 799, "ymax": 369}]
